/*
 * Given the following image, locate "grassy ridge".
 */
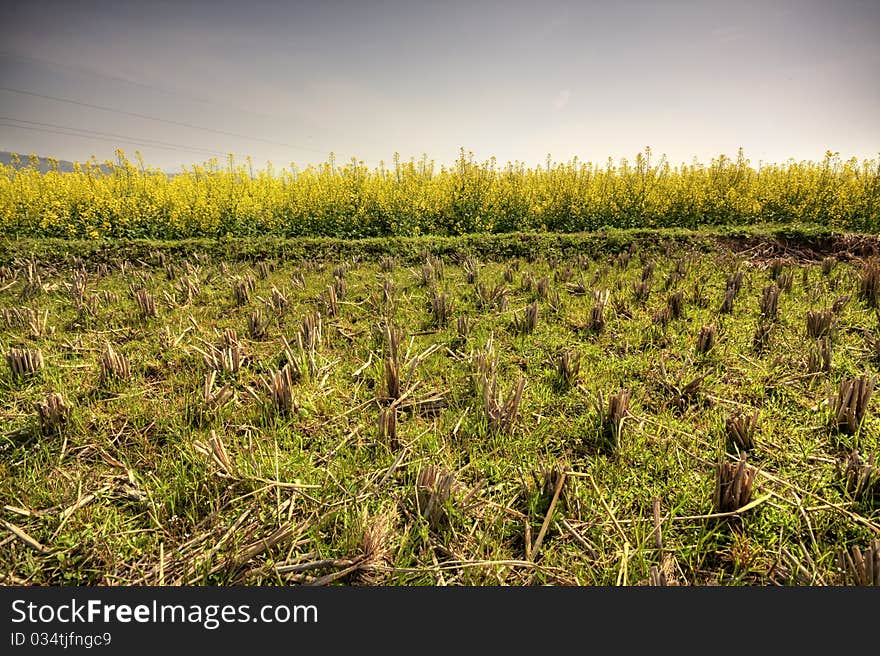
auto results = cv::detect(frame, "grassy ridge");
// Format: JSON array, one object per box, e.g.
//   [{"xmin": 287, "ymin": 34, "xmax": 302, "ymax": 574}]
[{"xmin": 2, "ymin": 224, "xmax": 876, "ymax": 268}]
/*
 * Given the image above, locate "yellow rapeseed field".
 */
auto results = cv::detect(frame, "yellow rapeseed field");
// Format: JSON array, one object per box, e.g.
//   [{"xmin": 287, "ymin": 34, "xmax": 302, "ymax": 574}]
[{"xmin": 1, "ymin": 148, "xmax": 878, "ymax": 239}]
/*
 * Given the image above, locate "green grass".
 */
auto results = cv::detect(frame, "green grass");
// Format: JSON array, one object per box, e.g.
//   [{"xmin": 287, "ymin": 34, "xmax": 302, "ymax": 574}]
[
  {"xmin": 0, "ymin": 222, "xmax": 863, "ymax": 268},
  {"xmin": 1, "ymin": 231, "xmax": 878, "ymax": 586}
]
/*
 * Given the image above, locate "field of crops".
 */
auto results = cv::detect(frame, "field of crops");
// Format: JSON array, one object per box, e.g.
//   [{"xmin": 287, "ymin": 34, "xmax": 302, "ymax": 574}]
[
  {"xmin": 1, "ymin": 235, "xmax": 879, "ymax": 586},
  {"xmin": 2, "ymin": 149, "xmax": 879, "ymax": 239}
]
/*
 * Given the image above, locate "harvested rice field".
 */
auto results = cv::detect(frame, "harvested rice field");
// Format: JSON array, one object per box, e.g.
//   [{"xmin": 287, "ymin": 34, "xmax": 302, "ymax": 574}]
[{"xmin": 1, "ymin": 234, "xmax": 879, "ymax": 586}]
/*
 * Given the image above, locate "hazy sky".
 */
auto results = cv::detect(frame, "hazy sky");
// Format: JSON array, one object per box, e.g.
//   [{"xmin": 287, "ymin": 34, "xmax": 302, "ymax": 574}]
[{"xmin": 1, "ymin": 0, "xmax": 878, "ymax": 171}]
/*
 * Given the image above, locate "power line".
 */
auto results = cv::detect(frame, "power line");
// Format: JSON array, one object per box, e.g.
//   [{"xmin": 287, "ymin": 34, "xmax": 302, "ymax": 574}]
[
  {"xmin": 0, "ymin": 121, "xmax": 214, "ymax": 159},
  {"xmin": 0, "ymin": 86, "xmax": 332, "ymax": 155},
  {"xmin": 0, "ymin": 50, "xmax": 244, "ymax": 114},
  {"xmin": 0, "ymin": 51, "xmax": 383, "ymax": 154},
  {"xmin": 0, "ymin": 116, "xmax": 227, "ymax": 158},
  {"xmin": 0, "ymin": 121, "xmax": 233, "ymax": 159}
]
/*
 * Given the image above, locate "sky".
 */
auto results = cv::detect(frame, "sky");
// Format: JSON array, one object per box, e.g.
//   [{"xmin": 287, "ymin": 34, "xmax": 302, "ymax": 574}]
[{"xmin": 0, "ymin": 0, "xmax": 878, "ymax": 171}]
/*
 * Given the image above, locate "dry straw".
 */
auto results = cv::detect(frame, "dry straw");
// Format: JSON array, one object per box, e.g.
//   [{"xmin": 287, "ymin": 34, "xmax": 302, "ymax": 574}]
[
  {"xmin": 776, "ymin": 270, "xmax": 794, "ymax": 293},
  {"xmin": 462, "ymin": 256, "xmax": 479, "ymax": 284},
  {"xmin": 193, "ymin": 429, "xmax": 237, "ymax": 478},
  {"xmin": 377, "ymin": 407, "xmax": 398, "ymax": 450},
  {"xmin": 131, "ymin": 286, "xmax": 157, "ymax": 319},
  {"xmin": 476, "ymin": 282, "xmax": 508, "ymax": 312},
  {"xmin": 323, "ymin": 284, "xmax": 338, "ymax": 318},
  {"xmin": 588, "ymin": 290, "xmax": 609, "ymax": 333},
  {"xmin": 556, "ymin": 349, "xmax": 581, "ymax": 388},
  {"xmin": 512, "ymin": 302, "xmax": 539, "ymax": 335},
  {"xmin": 6, "ymin": 347, "xmax": 44, "ymax": 378},
  {"xmin": 355, "ymin": 509, "xmax": 395, "ymax": 585},
  {"xmin": 415, "ymin": 465, "xmax": 459, "ymax": 529},
  {"xmin": 26, "ymin": 308, "xmax": 51, "ymax": 338},
  {"xmin": 831, "ymin": 294, "xmax": 850, "ymax": 315},
  {"xmin": 430, "ymin": 291, "xmax": 454, "ymax": 327},
  {"xmin": 752, "ymin": 320, "xmax": 773, "ymax": 353},
  {"xmin": 822, "ymin": 256, "xmax": 836, "ymax": 276},
  {"xmin": 725, "ymin": 409, "xmax": 759, "ymax": 451},
  {"xmin": 291, "ymin": 270, "xmax": 306, "ymax": 289},
  {"xmin": 281, "ymin": 335, "xmax": 313, "ymax": 381},
  {"xmin": 383, "ymin": 357, "xmax": 400, "ymax": 401},
  {"xmin": 300, "ymin": 312, "xmax": 323, "ymax": 351},
  {"xmin": 839, "ymin": 450, "xmax": 878, "ymax": 502},
  {"xmin": 232, "ymin": 275, "xmax": 256, "ymax": 306},
  {"xmin": 695, "ymin": 324, "xmax": 717, "ymax": 355},
  {"xmin": 268, "ymin": 286, "xmax": 289, "ymax": 312},
  {"xmin": 759, "ymin": 284, "xmax": 780, "ymax": 320},
  {"xmin": 829, "ymin": 375, "xmax": 875, "ymax": 435},
  {"xmin": 195, "ymin": 341, "xmax": 246, "ymax": 374},
  {"xmin": 256, "ymin": 260, "xmax": 272, "ymax": 280},
  {"xmin": 1, "ymin": 307, "xmax": 31, "ymax": 327},
  {"xmin": 726, "ymin": 270, "xmax": 744, "ymax": 295},
  {"xmin": 596, "ymin": 388, "xmax": 631, "ymax": 451},
  {"xmin": 838, "ymin": 541, "xmax": 879, "ymax": 586},
  {"xmin": 805, "ymin": 308, "xmax": 836, "ymax": 339},
  {"xmin": 175, "ymin": 276, "xmax": 201, "ymax": 304},
  {"xmin": 566, "ymin": 273, "xmax": 589, "ymax": 296},
  {"xmin": 807, "ymin": 337, "xmax": 832, "ymax": 374},
  {"xmin": 20, "ymin": 261, "xmax": 43, "ymax": 300},
  {"xmin": 714, "ymin": 455, "xmax": 757, "ymax": 514},
  {"xmin": 203, "ymin": 371, "xmax": 234, "ymax": 411},
  {"xmin": 36, "ymin": 392, "xmax": 69, "ymax": 434},
  {"xmin": 261, "ymin": 365, "xmax": 298, "ymax": 415},
  {"xmin": 377, "ymin": 256, "xmax": 396, "ymax": 274},
  {"xmin": 858, "ymin": 259, "xmax": 880, "ymax": 307},
  {"xmin": 768, "ymin": 258, "xmax": 786, "ymax": 279},
  {"xmin": 333, "ymin": 276, "xmax": 347, "ymax": 302},
  {"xmin": 667, "ymin": 290, "xmax": 686, "ymax": 319},
  {"xmin": 482, "ymin": 373, "xmax": 525, "ymax": 434},
  {"xmin": 691, "ymin": 281, "xmax": 709, "ymax": 308},
  {"xmin": 536, "ymin": 275, "xmax": 550, "ymax": 299},
  {"xmin": 248, "ymin": 309, "xmax": 270, "ymax": 340},
  {"xmin": 632, "ymin": 279, "xmax": 651, "ymax": 303},
  {"xmin": 99, "ymin": 342, "xmax": 131, "ymax": 381}
]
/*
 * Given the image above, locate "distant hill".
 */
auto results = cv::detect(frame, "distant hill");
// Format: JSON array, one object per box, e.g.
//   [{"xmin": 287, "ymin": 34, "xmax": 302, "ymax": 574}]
[
  {"xmin": 0, "ymin": 151, "xmax": 81, "ymax": 173},
  {"xmin": 0, "ymin": 152, "xmax": 170, "ymax": 175}
]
